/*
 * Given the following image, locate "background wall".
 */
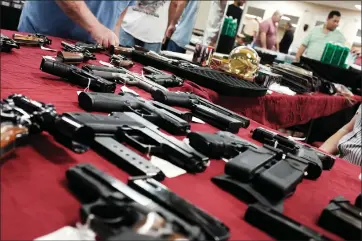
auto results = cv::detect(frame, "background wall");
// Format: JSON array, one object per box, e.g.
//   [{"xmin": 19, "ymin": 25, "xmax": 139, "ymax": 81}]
[{"xmin": 193, "ymin": 1, "xmax": 361, "ymax": 53}]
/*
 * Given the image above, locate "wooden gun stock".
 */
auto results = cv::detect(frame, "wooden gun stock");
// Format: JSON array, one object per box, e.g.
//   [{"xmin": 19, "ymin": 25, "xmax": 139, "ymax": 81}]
[
  {"xmin": 0, "ymin": 123, "xmax": 28, "ymax": 159},
  {"xmin": 12, "ymin": 34, "xmax": 43, "ymax": 46},
  {"xmin": 57, "ymin": 51, "xmax": 84, "ymax": 64}
]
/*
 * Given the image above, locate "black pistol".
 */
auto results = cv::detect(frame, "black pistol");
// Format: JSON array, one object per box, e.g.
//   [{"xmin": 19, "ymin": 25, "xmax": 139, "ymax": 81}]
[
  {"xmin": 78, "ymin": 91, "xmax": 191, "ymax": 135},
  {"xmin": 142, "ymin": 66, "xmax": 184, "ymax": 87},
  {"xmin": 1, "ymin": 34, "xmax": 20, "ymax": 52},
  {"xmin": 151, "ymin": 90, "xmax": 250, "ymax": 133},
  {"xmin": 318, "ymin": 196, "xmax": 362, "ymax": 240},
  {"xmin": 66, "ymin": 163, "xmax": 204, "ymax": 240},
  {"xmin": 251, "ymin": 127, "xmax": 336, "ymax": 178},
  {"xmin": 245, "ymin": 203, "xmax": 332, "ymax": 240},
  {"xmin": 61, "ymin": 41, "xmax": 96, "ymax": 61},
  {"xmin": 40, "ymin": 58, "xmax": 116, "ymax": 93},
  {"xmin": 128, "ymin": 177, "xmax": 230, "ymax": 241}
]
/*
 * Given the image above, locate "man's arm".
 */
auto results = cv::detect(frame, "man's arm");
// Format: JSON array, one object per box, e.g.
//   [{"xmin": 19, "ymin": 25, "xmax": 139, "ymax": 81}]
[
  {"xmin": 258, "ymin": 21, "xmax": 269, "ymax": 49},
  {"xmin": 114, "ymin": 7, "xmax": 129, "ymax": 37},
  {"xmin": 295, "ymin": 44, "xmax": 306, "ymax": 62},
  {"xmin": 319, "ymin": 115, "xmax": 357, "ymax": 155},
  {"xmin": 260, "ymin": 32, "xmax": 267, "ymax": 49},
  {"xmin": 55, "ymin": 0, "xmax": 119, "ymax": 47},
  {"xmin": 165, "ymin": 0, "xmax": 188, "ymax": 39}
]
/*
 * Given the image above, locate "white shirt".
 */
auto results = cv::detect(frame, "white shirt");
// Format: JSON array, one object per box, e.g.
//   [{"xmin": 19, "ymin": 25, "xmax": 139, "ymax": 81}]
[{"xmin": 122, "ymin": 1, "xmax": 171, "ymax": 43}]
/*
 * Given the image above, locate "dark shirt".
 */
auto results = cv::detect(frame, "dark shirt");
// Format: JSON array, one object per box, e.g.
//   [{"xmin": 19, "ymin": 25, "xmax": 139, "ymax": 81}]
[
  {"xmin": 279, "ymin": 29, "xmax": 294, "ymax": 54},
  {"xmin": 226, "ymin": 4, "xmax": 243, "ymax": 31}
]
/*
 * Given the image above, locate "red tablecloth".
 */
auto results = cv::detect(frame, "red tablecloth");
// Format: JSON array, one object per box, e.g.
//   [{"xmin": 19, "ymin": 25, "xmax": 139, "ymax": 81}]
[
  {"xmin": 214, "ymin": 92, "xmax": 361, "ymax": 130},
  {"xmin": 1, "ymin": 30, "xmax": 361, "ymax": 240}
]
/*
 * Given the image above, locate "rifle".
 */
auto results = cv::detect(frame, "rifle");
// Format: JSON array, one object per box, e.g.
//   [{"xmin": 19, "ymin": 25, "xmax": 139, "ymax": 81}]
[
  {"xmin": 245, "ymin": 203, "xmax": 332, "ymax": 240},
  {"xmin": 110, "ymin": 54, "xmax": 134, "ymax": 68},
  {"xmin": 81, "ymin": 65, "xmax": 168, "ymax": 92},
  {"xmin": 151, "ymin": 90, "xmax": 250, "ymax": 133},
  {"xmin": 64, "ymin": 112, "xmax": 209, "ymax": 173},
  {"xmin": 251, "ymin": 127, "xmax": 336, "ymax": 171},
  {"xmin": 40, "ymin": 58, "xmax": 116, "ymax": 93},
  {"xmin": 1, "ymin": 34, "xmax": 20, "ymax": 52},
  {"xmin": 142, "ymin": 66, "xmax": 184, "ymax": 88},
  {"xmin": 12, "ymin": 33, "xmax": 51, "ymax": 46},
  {"xmin": 318, "ymin": 196, "xmax": 362, "ymax": 240},
  {"xmin": 1, "ymin": 94, "xmax": 93, "ymax": 155},
  {"xmin": 187, "ymin": 131, "xmax": 308, "ymax": 211},
  {"xmin": 128, "ymin": 177, "xmax": 230, "ymax": 241},
  {"xmin": 66, "ymin": 163, "xmax": 205, "ymax": 240},
  {"xmin": 355, "ymin": 193, "xmax": 361, "ymax": 209},
  {"xmin": 77, "ymin": 91, "xmax": 192, "ymax": 135},
  {"xmin": 61, "ymin": 41, "xmax": 96, "ymax": 61}
]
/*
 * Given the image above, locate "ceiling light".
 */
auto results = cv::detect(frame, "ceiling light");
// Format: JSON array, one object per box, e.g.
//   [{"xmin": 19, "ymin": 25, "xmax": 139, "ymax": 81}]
[
  {"xmin": 355, "ymin": 4, "xmax": 361, "ymax": 10},
  {"xmin": 281, "ymin": 16, "xmax": 291, "ymax": 21}
]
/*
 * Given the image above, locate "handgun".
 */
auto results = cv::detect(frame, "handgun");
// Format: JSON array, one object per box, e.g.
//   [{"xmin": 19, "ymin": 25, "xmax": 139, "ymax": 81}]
[
  {"xmin": 251, "ymin": 127, "xmax": 336, "ymax": 174},
  {"xmin": 78, "ymin": 91, "xmax": 191, "ymax": 135},
  {"xmin": 1, "ymin": 34, "xmax": 20, "ymax": 52},
  {"xmin": 0, "ymin": 122, "xmax": 28, "ymax": 159},
  {"xmin": 318, "ymin": 196, "xmax": 362, "ymax": 240},
  {"xmin": 187, "ymin": 131, "xmax": 307, "ymax": 210},
  {"xmin": 12, "ymin": 33, "xmax": 51, "ymax": 46},
  {"xmin": 109, "ymin": 45, "xmax": 134, "ymax": 57},
  {"xmin": 65, "ymin": 112, "xmax": 209, "ymax": 173},
  {"xmin": 81, "ymin": 65, "xmax": 168, "ymax": 92},
  {"xmin": 40, "ymin": 58, "xmax": 116, "ymax": 93},
  {"xmin": 61, "ymin": 41, "xmax": 96, "ymax": 61},
  {"xmin": 66, "ymin": 163, "xmax": 204, "ymax": 240},
  {"xmin": 152, "ymin": 90, "xmax": 250, "ymax": 133},
  {"xmin": 75, "ymin": 42, "xmax": 105, "ymax": 52},
  {"xmin": 245, "ymin": 203, "xmax": 332, "ymax": 240},
  {"xmin": 142, "ymin": 66, "xmax": 183, "ymax": 88},
  {"xmin": 110, "ymin": 54, "xmax": 134, "ymax": 68},
  {"xmin": 128, "ymin": 177, "xmax": 230, "ymax": 241},
  {"xmin": 2, "ymin": 94, "xmax": 93, "ymax": 154}
]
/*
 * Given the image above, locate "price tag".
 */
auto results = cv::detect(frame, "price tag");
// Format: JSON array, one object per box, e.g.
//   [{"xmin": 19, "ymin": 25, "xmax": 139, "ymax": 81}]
[
  {"xmin": 359, "ymin": 173, "xmax": 361, "ymax": 180},
  {"xmin": 42, "ymin": 56, "xmax": 56, "ymax": 61},
  {"xmin": 41, "ymin": 46, "xmax": 57, "ymax": 52},
  {"xmin": 99, "ymin": 60, "xmax": 115, "ymax": 67},
  {"xmin": 34, "ymin": 226, "xmax": 95, "ymax": 241},
  {"xmin": 121, "ymin": 86, "xmax": 139, "ymax": 96},
  {"xmin": 150, "ymin": 156, "xmax": 186, "ymax": 178},
  {"xmin": 76, "ymin": 91, "xmax": 82, "ymax": 95},
  {"xmin": 222, "ymin": 158, "xmax": 229, "ymax": 163},
  {"xmin": 192, "ymin": 117, "xmax": 205, "ymax": 124}
]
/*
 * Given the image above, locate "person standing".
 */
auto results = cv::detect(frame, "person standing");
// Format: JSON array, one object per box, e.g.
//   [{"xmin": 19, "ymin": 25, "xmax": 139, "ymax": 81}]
[
  {"xmin": 116, "ymin": 0, "xmax": 181, "ymax": 53},
  {"xmin": 165, "ymin": 0, "xmax": 200, "ymax": 53},
  {"xmin": 254, "ymin": 11, "xmax": 282, "ymax": 51},
  {"xmin": 18, "ymin": 0, "xmax": 135, "ymax": 47},
  {"xmin": 295, "ymin": 11, "xmax": 345, "ymax": 61},
  {"xmin": 279, "ymin": 22, "xmax": 294, "ymax": 54},
  {"xmin": 226, "ymin": 0, "xmax": 245, "ymax": 32}
]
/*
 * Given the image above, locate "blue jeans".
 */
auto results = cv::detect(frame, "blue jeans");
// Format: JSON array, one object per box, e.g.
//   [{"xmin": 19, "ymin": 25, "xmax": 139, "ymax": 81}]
[
  {"xmin": 119, "ymin": 27, "xmax": 161, "ymax": 53},
  {"xmin": 166, "ymin": 39, "xmax": 186, "ymax": 53}
]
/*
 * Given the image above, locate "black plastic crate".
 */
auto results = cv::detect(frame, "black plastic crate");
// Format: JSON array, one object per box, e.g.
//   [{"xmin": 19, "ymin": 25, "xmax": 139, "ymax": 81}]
[{"xmin": 131, "ymin": 51, "xmax": 267, "ymax": 97}]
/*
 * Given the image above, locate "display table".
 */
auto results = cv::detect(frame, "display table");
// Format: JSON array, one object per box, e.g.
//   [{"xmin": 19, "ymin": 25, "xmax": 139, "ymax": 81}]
[{"xmin": 1, "ymin": 30, "xmax": 361, "ymax": 240}]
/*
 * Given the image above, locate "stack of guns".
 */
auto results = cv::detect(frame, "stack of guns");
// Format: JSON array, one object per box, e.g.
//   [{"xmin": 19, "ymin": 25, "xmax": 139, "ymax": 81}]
[{"xmin": 2, "ymin": 34, "xmax": 360, "ymax": 241}]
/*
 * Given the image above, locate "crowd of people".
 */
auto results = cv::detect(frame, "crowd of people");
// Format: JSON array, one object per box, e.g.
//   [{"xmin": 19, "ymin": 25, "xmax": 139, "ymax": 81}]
[{"xmin": 16, "ymin": 0, "xmax": 361, "ymax": 166}]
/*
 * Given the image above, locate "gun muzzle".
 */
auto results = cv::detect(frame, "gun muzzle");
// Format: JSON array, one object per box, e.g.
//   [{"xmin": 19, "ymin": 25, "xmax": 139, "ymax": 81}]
[{"xmin": 40, "ymin": 58, "xmax": 73, "ymax": 78}]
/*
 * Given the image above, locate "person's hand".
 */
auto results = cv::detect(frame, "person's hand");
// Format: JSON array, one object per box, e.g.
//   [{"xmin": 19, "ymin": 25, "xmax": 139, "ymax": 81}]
[
  {"xmin": 90, "ymin": 23, "xmax": 119, "ymax": 48},
  {"xmin": 165, "ymin": 24, "xmax": 176, "ymax": 39}
]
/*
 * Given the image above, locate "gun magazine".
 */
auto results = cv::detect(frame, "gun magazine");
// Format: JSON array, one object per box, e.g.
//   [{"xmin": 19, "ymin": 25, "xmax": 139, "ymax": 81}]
[{"xmin": 92, "ymin": 136, "xmax": 165, "ymax": 181}]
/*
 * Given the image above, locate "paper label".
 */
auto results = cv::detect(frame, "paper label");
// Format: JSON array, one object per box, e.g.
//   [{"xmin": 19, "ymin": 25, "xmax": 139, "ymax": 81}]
[
  {"xmin": 43, "ymin": 56, "xmax": 56, "ymax": 61},
  {"xmin": 76, "ymin": 91, "xmax": 82, "ymax": 95},
  {"xmin": 34, "ymin": 226, "xmax": 95, "ymax": 241},
  {"xmin": 222, "ymin": 158, "xmax": 229, "ymax": 163},
  {"xmin": 41, "ymin": 46, "xmax": 57, "ymax": 52},
  {"xmin": 99, "ymin": 60, "xmax": 115, "ymax": 67},
  {"xmin": 150, "ymin": 156, "xmax": 186, "ymax": 178},
  {"xmin": 359, "ymin": 173, "xmax": 361, "ymax": 180},
  {"xmin": 121, "ymin": 86, "xmax": 139, "ymax": 96},
  {"xmin": 192, "ymin": 117, "xmax": 205, "ymax": 124}
]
